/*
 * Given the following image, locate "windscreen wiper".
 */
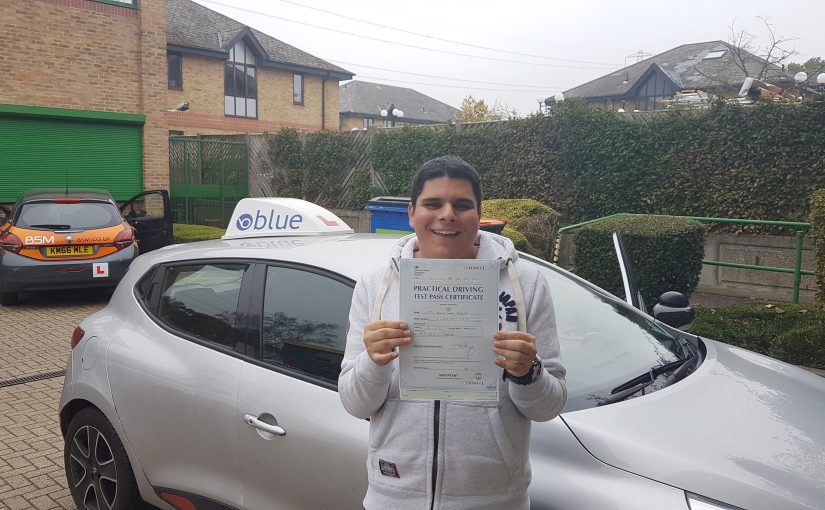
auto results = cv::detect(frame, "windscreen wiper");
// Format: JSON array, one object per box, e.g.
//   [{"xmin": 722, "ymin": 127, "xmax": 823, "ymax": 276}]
[
  {"xmin": 597, "ymin": 356, "xmax": 694, "ymax": 407},
  {"xmin": 29, "ymin": 224, "xmax": 71, "ymax": 230}
]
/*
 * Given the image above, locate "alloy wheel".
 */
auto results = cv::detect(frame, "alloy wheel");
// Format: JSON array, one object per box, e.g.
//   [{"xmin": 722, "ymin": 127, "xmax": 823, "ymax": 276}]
[{"xmin": 68, "ymin": 425, "xmax": 118, "ymax": 510}]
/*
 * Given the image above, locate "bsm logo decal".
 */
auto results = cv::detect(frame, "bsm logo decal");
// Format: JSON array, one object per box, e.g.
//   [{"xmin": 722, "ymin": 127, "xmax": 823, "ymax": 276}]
[
  {"xmin": 24, "ymin": 235, "xmax": 55, "ymax": 244},
  {"xmin": 236, "ymin": 210, "xmax": 303, "ymax": 232}
]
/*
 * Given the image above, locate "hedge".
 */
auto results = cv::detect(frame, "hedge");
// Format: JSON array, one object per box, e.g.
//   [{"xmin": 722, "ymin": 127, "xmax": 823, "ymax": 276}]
[
  {"xmin": 573, "ymin": 215, "xmax": 705, "ymax": 307},
  {"xmin": 173, "ymin": 223, "xmax": 226, "ymax": 243},
  {"xmin": 810, "ymin": 189, "xmax": 825, "ymax": 308},
  {"xmin": 691, "ymin": 303, "xmax": 825, "ymax": 369},
  {"xmin": 482, "ymin": 199, "xmax": 560, "ymax": 259},
  {"xmin": 264, "ymin": 99, "xmax": 825, "ymax": 229}
]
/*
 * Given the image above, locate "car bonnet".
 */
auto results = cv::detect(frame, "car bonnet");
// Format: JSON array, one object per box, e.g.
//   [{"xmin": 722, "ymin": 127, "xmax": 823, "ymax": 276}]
[{"xmin": 561, "ymin": 339, "xmax": 825, "ymax": 510}]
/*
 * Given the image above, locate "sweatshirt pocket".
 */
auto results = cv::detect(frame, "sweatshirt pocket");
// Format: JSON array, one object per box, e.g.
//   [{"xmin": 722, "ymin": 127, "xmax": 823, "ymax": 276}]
[
  {"xmin": 368, "ymin": 400, "xmax": 430, "ymax": 494},
  {"xmin": 441, "ymin": 403, "xmax": 520, "ymax": 497}
]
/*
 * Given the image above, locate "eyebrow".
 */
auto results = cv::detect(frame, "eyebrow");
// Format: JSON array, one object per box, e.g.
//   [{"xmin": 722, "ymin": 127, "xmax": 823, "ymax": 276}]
[{"xmin": 419, "ymin": 197, "xmax": 477, "ymax": 208}]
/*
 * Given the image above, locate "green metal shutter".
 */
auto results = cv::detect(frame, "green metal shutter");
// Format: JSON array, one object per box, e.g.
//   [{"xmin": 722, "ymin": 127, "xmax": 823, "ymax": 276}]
[{"xmin": 0, "ymin": 116, "xmax": 143, "ymax": 202}]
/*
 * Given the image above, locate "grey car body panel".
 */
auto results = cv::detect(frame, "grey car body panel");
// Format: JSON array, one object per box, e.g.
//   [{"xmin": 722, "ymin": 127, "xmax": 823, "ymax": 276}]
[
  {"xmin": 106, "ymin": 300, "xmax": 246, "ymax": 509},
  {"xmin": 59, "ymin": 324, "xmax": 175, "ymax": 510},
  {"xmin": 528, "ymin": 419, "xmax": 689, "ymax": 509},
  {"xmin": 564, "ymin": 338, "xmax": 825, "ymax": 510},
  {"xmin": 0, "ymin": 244, "xmax": 136, "ymax": 293},
  {"xmin": 61, "ymin": 232, "xmax": 825, "ymax": 509}
]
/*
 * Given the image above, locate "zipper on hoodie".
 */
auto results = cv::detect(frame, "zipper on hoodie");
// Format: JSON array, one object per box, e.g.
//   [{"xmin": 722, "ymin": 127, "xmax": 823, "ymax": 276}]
[{"xmin": 430, "ymin": 400, "xmax": 440, "ymax": 510}]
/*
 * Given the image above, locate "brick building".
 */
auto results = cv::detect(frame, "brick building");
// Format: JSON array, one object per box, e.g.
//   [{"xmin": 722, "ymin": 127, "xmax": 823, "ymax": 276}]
[
  {"xmin": 0, "ymin": 0, "xmax": 168, "ymax": 201},
  {"xmin": 166, "ymin": 0, "xmax": 352, "ymax": 136},
  {"xmin": 0, "ymin": 0, "xmax": 352, "ymax": 200}
]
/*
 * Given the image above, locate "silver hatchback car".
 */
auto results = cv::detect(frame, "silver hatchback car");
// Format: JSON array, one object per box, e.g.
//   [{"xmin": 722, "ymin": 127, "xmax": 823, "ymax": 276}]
[{"xmin": 59, "ymin": 198, "xmax": 825, "ymax": 510}]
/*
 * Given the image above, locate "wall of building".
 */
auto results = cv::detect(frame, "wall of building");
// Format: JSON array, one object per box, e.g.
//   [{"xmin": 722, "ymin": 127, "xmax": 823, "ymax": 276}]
[
  {"xmin": 0, "ymin": 0, "xmax": 169, "ymax": 191},
  {"xmin": 167, "ymin": 54, "xmax": 342, "ymax": 134},
  {"xmin": 340, "ymin": 115, "xmax": 371, "ymax": 131}
]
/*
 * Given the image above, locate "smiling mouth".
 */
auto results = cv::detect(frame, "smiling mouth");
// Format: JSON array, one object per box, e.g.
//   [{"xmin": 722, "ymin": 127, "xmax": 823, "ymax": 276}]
[{"xmin": 432, "ymin": 230, "xmax": 459, "ymax": 237}]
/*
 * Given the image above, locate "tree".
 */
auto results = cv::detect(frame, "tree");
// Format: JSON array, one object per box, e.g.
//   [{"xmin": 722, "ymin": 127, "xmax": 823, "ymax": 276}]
[
  {"xmin": 726, "ymin": 17, "xmax": 796, "ymax": 81},
  {"xmin": 457, "ymin": 95, "xmax": 518, "ymax": 123},
  {"xmin": 788, "ymin": 57, "xmax": 825, "ymax": 83}
]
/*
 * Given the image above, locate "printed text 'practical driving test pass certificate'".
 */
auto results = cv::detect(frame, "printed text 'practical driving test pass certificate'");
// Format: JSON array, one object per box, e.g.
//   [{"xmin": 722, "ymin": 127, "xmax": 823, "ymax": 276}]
[{"xmin": 399, "ymin": 259, "xmax": 499, "ymax": 401}]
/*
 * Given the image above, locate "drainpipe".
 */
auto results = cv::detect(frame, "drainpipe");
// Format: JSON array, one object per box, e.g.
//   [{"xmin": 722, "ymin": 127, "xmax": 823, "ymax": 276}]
[{"xmin": 321, "ymin": 72, "xmax": 328, "ymax": 131}]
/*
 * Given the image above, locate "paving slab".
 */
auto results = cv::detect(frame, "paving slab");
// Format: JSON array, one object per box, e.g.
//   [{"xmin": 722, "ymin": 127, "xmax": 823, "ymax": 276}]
[{"xmin": 0, "ymin": 289, "xmax": 109, "ymax": 510}]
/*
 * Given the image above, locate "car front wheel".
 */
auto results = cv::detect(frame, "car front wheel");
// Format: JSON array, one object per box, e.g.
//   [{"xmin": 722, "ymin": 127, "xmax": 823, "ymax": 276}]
[{"xmin": 65, "ymin": 408, "xmax": 141, "ymax": 510}]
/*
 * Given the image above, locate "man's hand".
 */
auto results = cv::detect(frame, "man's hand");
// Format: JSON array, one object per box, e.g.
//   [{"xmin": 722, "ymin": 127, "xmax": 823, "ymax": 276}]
[
  {"xmin": 364, "ymin": 320, "xmax": 411, "ymax": 366},
  {"xmin": 493, "ymin": 331, "xmax": 537, "ymax": 378}
]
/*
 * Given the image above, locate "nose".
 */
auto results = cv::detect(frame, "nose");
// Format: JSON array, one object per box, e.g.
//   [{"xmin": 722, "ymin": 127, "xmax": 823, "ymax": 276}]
[{"xmin": 438, "ymin": 203, "xmax": 457, "ymax": 221}]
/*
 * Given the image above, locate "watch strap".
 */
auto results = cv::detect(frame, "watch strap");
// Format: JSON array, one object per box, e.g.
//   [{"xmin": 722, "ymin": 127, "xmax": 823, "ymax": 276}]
[{"xmin": 503, "ymin": 357, "xmax": 542, "ymax": 385}]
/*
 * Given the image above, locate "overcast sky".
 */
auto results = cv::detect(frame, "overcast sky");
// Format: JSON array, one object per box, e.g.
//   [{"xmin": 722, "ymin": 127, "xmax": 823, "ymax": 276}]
[{"xmin": 195, "ymin": 0, "xmax": 825, "ymax": 116}]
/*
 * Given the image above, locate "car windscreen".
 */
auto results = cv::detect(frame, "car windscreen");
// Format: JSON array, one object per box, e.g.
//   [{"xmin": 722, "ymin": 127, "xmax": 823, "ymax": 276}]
[
  {"xmin": 15, "ymin": 201, "xmax": 122, "ymax": 230},
  {"xmin": 526, "ymin": 257, "xmax": 681, "ymax": 412}
]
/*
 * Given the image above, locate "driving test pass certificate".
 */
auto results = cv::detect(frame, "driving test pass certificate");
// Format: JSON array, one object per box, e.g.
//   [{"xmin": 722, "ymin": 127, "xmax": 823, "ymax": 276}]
[{"xmin": 399, "ymin": 259, "xmax": 499, "ymax": 401}]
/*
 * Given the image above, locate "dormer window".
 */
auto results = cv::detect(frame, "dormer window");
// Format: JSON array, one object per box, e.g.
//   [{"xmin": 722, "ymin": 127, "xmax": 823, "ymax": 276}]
[{"xmin": 225, "ymin": 40, "xmax": 257, "ymax": 118}]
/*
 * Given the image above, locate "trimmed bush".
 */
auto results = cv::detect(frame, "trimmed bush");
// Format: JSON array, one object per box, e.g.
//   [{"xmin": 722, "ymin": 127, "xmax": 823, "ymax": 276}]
[
  {"xmin": 574, "ymin": 215, "xmax": 705, "ymax": 306},
  {"xmin": 173, "ymin": 223, "xmax": 226, "ymax": 243},
  {"xmin": 691, "ymin": 303, "xmax": 825, "ymax": 369},
  {"xmin": 501, "ymin": 226, "xmax": 531, "ymax": 253},
  {"xmin": 482, "ymin": 199, "xmax": 560, "ymax": 260},
  {"xmin": 810, "ymin": 189, "xmax": 825, "ymax": 308}
]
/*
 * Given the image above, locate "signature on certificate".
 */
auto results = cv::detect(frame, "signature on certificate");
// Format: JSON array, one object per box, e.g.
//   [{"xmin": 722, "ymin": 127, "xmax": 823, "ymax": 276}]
[{"xmin": 448, "ymin": 341, "xmax": 477, "ymax": 359}]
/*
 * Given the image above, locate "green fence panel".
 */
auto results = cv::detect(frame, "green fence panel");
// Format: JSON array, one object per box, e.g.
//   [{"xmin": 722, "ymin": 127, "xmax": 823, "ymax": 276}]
[{"xmin": 169, "ymin": 138, "xmax": 249, "ymax": 228}]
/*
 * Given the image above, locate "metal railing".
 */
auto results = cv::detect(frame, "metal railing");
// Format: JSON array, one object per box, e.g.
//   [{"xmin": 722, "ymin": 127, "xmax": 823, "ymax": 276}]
[{"xmin": 557, "ymin": 213, "xmax": 815, "ymax": 304}]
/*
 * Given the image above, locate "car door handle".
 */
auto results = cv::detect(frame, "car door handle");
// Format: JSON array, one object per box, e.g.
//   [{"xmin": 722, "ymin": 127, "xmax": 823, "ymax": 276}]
[{"xmin": 243, "ymin": 413, "xmax": 286, "ymax": 437}]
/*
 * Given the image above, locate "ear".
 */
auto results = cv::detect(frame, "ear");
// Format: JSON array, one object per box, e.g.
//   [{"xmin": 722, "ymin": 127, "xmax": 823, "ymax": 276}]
[{"xmin": 407, "ymin": 202, "xmax": 415, "ymax": 228}]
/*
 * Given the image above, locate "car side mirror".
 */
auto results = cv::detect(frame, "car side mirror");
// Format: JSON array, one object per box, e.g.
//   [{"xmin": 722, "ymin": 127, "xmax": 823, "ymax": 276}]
[{"xmin": 653, "ymin": 291, "xmax": 694, "ymax": 329}]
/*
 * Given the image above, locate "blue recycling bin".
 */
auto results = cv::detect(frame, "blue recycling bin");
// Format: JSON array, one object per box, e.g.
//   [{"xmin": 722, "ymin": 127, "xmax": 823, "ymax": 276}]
[{"xmin": 365, "ymin": 196, "xmax": 412, "ymax": 234}]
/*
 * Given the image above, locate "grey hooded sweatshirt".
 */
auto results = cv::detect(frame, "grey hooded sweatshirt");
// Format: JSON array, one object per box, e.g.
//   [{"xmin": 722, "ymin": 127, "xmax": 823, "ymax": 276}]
[{"xmin": 339, "ymin": 231, "xmax": 567, "ymax": 510}]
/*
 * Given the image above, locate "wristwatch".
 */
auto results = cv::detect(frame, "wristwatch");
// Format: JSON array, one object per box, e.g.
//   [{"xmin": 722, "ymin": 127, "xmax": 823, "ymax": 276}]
[{"xmin": 503, "ymin": 357, "xmax": 543, "ymax": 385}]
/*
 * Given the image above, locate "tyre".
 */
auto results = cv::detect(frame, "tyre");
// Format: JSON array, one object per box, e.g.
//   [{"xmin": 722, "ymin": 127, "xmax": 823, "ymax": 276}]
[
  {"xmin": 64, "ymin": 408, "xmax": 142, "ymax": 510},
  {"xmin": 0, "ymin": 292, "xmax": 18, "ymax": 306}
]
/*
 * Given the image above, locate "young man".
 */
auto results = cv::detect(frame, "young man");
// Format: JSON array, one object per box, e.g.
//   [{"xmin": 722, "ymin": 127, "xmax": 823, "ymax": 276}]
[{"xmin": 339, "ymin": 155, "xmax": 566, "ymax": 510}]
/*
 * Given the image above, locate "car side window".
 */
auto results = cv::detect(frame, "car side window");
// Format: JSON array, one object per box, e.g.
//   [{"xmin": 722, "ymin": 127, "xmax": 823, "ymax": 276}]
[
  {"xmin": 262, "ymin": 266, "xmax": 353, "ymax": 383},
  {"xmin": 157, "ymin": 263, "xmax": 248, "ymax": 351}
]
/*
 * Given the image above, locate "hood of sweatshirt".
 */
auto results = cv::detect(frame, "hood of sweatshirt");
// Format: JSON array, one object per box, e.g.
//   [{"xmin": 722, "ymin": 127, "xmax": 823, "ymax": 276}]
[{"xmin": 390, "ymin": 231, "xmax": 519, "ymax": 269}]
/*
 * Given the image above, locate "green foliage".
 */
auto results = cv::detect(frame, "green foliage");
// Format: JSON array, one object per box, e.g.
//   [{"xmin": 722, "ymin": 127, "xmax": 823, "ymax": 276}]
[
  {"xmin": 574, "ymin": 215, "xmax": 705, "ymax": 306},
  {"xmin": 788, "ymin": 57, "xmax": 825, "ymax": 81},
  {"xmin": 501, "ymin": 226, "xmax": 531, "ymax": 253},
  {"xmin": 267, "ymin": 129, "xmax": 358, "ymax": 207},
  {"xmin": 810, "ymin": 189, "xmax": 825, "ymax": 308},
  {"xmin": 691, "ymin": 303, "xmax": 825, "ymax": 369},
  {"xmin": 457, "ymin": 95, "xmax": 514, "ymax": 122},
  {"xmin": 482, "ymin": 198, "xmax": 560, "ymax": 259},
  {"xmin": 264, "ymin": 100, "xmax": 825, "ymax": 225},
  {"xmin": 172, "ymin": 223, "xmax": 226, "ymax": 243}
]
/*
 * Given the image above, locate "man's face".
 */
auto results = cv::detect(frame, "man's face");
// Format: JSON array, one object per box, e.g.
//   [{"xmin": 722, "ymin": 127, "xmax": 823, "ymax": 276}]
[{"xmin": 408, "ymin": 176, "xmax": 480, "ymax": 259}]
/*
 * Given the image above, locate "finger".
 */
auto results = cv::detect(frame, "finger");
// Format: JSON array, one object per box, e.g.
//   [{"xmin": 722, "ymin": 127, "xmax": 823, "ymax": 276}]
[
  {"xmin": 366, "ymin": 327, "xmax": 411, "ymax": 343},
  {"xmin": 370, "ymin": 349, "xmax": 399, "ymax": 366},
  {"xmin": 494, "ymin": 331, "xmax": 534, "ymax": 342},
  {"xmin": 365, "ymin": 321, "xmax": 408, "ymax": 333},
  {"xmin": 493, "ymin": 340, "xmax": 536, "ymax": 357}
]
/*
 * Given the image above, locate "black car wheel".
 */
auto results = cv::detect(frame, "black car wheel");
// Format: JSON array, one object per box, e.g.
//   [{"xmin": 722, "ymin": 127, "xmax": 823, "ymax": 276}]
[
  {"xmin": 65, "ymin": 408, "xmax": 141, "ymax": 510},
  {"xmin": 0, "ymin": 292, "xmax": 18, "ymax": 306}
]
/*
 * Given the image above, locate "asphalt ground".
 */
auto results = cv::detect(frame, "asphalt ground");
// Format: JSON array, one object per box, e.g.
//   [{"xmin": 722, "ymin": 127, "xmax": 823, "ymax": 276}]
[{"xmin": 0, "ymin": 289, "xmax": 112, "ymax": 510}]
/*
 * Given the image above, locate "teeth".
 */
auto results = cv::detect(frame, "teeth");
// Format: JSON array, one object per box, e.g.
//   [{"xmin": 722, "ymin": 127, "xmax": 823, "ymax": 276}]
[{"xmin": 433, "ymin": 230, "xmax": 458, "ymax": 236}]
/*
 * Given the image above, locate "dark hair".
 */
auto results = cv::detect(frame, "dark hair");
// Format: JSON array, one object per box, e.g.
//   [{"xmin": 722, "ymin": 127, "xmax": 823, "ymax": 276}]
[{"xmin": 410, "ymin": 156, "xmax": 482, "ymax": 212}]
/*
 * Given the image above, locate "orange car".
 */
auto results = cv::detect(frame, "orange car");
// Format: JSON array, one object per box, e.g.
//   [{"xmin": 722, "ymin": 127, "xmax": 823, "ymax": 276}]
[{"xmin": 0, "ymin": 189, "xmax": 172, "ymax": 305}]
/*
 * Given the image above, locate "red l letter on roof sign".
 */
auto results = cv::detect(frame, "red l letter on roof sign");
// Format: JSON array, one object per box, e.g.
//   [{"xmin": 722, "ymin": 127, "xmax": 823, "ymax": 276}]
[{"xmin": 317, "ymin": 215, "xmax": 338, "ymax": 226}]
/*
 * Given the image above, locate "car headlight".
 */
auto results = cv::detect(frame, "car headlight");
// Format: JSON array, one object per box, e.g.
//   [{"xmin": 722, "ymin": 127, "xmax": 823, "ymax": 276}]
[{"xmin": 687, "ymin": 493, "xmax": 745, "ymax": 510}]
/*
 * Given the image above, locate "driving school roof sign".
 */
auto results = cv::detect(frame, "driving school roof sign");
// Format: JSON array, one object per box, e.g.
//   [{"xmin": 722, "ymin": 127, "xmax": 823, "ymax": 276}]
[{"xmin": 222, "ymin": 198, "xmax": 354, "ymax": 240}]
